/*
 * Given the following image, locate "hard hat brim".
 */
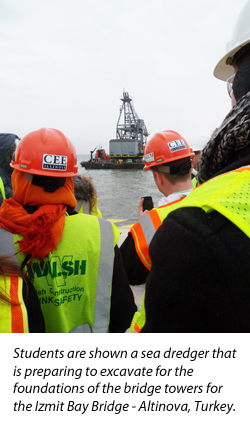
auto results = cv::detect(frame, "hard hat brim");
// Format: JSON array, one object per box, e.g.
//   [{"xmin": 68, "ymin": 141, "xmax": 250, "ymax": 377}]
[
  {"xmin": 10, "ymin": 160, "xmax": 78, "ymax": 177},
  {"xmin": 214, "ymin": 40, "xmax": 250, "ymax": 81}
]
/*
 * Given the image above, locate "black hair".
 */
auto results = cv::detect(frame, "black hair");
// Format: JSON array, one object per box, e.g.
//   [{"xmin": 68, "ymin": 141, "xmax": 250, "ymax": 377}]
[
  {"xmin": 232, "ymin": 45, "xmax": 250, "ymax": 68},
  {"xmin": 233, "ymin": 60, "xmax": 250, "ymax": 101}
]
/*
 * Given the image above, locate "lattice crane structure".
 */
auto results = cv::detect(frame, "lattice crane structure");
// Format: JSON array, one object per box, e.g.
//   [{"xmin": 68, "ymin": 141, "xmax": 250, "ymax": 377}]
[{"xmin": 116, "ymin": 91, "xmax": 149, "ymax": 155}]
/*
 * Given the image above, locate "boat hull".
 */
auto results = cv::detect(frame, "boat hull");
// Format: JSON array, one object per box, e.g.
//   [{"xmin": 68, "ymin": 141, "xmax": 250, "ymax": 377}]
[{"xmin": 81, "ymin": 161, "xmax": 144, "ymax": 169}]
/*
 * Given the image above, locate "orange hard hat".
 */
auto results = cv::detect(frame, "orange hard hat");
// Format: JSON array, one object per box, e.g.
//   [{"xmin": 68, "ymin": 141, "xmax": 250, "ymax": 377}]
[
  {"xmin": 11, "ymin": 128, "xmax": 78, "ymax": 177},
  {"xmin": 143, "ymin": 130, "xmax": 194, "ymax": 170}
]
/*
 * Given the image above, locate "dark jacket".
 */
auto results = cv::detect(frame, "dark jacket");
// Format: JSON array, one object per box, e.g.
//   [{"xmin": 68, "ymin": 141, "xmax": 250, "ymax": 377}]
[
  {"xmin": 120, "ymin": 232, "xmax": 149, "ymax": 285},
  {"xmin": 141, "ymin": 152, "xmax": 250, "ymax": 333},
  {"xmin": 22, "ymin": 280, "xmax": 45, "ymax": 332},
  {"xmin": 110, "ymin": 245, "xmax": 137, "ymax": 332},
  {"xmin": 0, "ymin": 133, "xmax": 19, "ymax": 203}
]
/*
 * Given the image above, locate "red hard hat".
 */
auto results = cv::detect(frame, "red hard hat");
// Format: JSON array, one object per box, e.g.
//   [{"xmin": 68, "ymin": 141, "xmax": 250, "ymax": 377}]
[
  {"xmin": 143, "ymin": 130, "xmax": 194, "ymax": 170},
  {"xmin": 10, "ymin": 128, "xmax": 78, "ymax": 177}
]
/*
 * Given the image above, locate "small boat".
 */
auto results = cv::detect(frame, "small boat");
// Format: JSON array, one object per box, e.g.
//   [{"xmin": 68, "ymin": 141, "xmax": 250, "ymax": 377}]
[{"xmin": 80, "ymin": 146, "xmax": 144, "ymax": 170}]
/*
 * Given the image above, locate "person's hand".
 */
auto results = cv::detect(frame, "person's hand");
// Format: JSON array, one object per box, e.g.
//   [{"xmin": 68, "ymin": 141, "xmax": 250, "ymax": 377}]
[{"xmin": 138, "ymin": 198, "xmax": 149, "ymax": 218}]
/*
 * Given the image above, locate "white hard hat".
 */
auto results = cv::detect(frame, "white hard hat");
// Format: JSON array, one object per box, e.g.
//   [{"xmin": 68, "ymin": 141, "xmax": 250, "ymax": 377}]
[
  {"xmin": 189, "ymin": 133, "xmax": 210, "ymax": 152},
  {"xmin": 214, "ymin": 1, "xmax": 250, "ymax": 81}
]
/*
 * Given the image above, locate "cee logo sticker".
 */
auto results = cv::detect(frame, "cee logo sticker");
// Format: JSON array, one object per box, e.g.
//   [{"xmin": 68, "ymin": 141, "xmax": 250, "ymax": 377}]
[
  {"xmin": 42, "ymin": 154, "xmax": 68, "ymax": 171},
  {"xmin": 168, "ymin": 140, "xmax": 186, "ymax": 153},
  {"xmin": 143, "ymin": 152, "xmax": 155, "ymax": 163}
]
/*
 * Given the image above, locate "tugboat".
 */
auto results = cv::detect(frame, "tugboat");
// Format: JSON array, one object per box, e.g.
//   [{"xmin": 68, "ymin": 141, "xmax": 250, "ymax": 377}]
[{"xmin": 81, "ymin": 91, "xmax": 149, "ymax": 169}]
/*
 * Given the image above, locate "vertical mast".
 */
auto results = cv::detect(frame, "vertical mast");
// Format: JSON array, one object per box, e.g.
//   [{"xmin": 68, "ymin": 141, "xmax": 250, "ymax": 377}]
[{"xmin": 116, "ymin": 91, "xmax": 149, "ymax": 154}]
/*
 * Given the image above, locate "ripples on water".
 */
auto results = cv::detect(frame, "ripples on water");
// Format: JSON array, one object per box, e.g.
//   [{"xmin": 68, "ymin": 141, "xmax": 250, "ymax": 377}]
[{"xmin": 77, "ymin": 155, "xmax": 163, "ymax": 219}]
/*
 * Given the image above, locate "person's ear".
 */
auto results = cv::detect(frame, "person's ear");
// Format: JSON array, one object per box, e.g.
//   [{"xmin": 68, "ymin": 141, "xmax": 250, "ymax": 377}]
[{"xmin": 154, "ymin": 171, "xmax": 164, "ymax": 185}]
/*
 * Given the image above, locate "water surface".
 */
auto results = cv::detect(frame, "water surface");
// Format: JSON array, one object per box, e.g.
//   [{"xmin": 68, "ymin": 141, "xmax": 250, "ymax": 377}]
[{"xmin": 77, "ymin": 154, "xmax": 163, "ymax": 219}]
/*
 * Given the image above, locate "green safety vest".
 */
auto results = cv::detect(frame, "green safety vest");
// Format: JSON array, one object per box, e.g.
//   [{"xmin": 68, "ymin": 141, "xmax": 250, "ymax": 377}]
[
  {"xmin": 192, "ymin": 176, "xmax": 197, "ymax": 187},
  {"xmin": 13, "ymin": 214, "xmax": 120, "ymax": 333},
  {"xmin": 0, "ymin": 275, "xmax": 29, "ymax": 333},
  {"xmin": 0, "ymin": 177, "xmax": 6, "ymax": 200},
  {"xmin": 130, "ymin": 166, "xmax": 250, "ymax": 332}
]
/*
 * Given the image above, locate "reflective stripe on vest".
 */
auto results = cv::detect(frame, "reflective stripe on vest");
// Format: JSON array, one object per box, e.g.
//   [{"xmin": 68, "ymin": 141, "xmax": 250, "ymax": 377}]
[
  {"xmin": 93, "ymin": 217, "xmax": 115, "ymax": 332},
  {"xmin": 129, "ymin": 198, "xmax": 184, "ymax": 270},
  {"xmin": 130, "ymin": 166, "xmax": 250, "ymax": 332},
  {"xmin": 0, "ymin": 177, "xmax": 6, "ymax": 200},
  {"xmin": 70, "ymin": 217, "xmax": 117, "ymax": 333},
  {"xmin": 0, "ymin": 275, "xmax": 29, "ymax": 333},
  {"xmin": 78, "ymin": 199, "xmax": 102, "ymax": 218},
  {"xmin": 12, "ymin": 214, "xmax": 120, "ymax": 333},
  {"xmin": 77, "ymin": 200, "xmax": 90, "ymax": 214}
]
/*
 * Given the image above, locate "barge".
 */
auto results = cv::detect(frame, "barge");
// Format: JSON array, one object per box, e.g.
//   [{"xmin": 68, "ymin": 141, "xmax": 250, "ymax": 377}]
[{"xmin": 81, "ymin": 91, "xmax": 148, "ymax": 170}]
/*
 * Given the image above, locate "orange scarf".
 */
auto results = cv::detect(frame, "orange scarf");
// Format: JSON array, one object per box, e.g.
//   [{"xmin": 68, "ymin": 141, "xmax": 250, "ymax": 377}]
[{"xmin": 0, "ymin": 171, "xmax": 77, "ymax": 259}]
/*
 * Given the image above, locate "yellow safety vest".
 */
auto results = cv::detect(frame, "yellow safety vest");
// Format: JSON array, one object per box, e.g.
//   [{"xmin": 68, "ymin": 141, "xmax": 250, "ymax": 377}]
[
  {"xmin": 130, "ymin": 165, "xmax": 250, "ymax": 332},
  {"xmin": 0, "ymin": 177, "xmax": 6, "ymax": 200},
  {"xmin": 0, "ymin": 275, "xmax": 29, "ymax": 333},
  {"xmin": 14, "ymin": 214, "xmax": 120, "ymax": 333},
  {"xmin": 192, "ymin": 177, "xmax": 197, "ymax": 187}
]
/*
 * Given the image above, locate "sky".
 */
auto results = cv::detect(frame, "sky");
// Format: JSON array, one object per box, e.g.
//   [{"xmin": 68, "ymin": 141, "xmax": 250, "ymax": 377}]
[{"xmin": 0, "ymin": 0, "xmax": 248, "ymax": 154}]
